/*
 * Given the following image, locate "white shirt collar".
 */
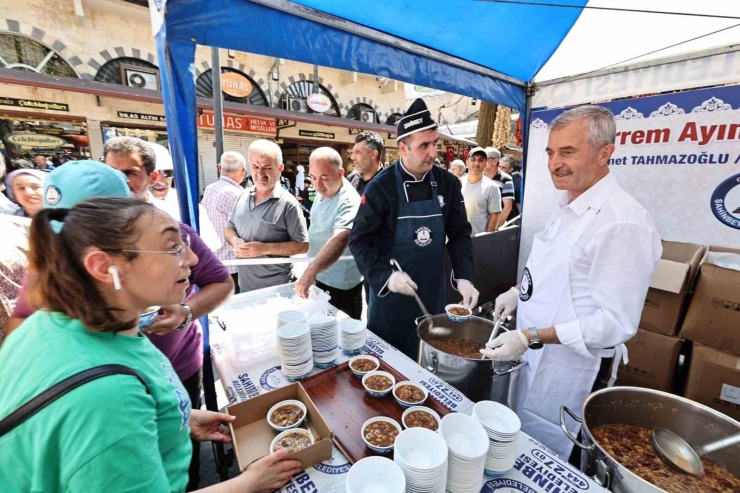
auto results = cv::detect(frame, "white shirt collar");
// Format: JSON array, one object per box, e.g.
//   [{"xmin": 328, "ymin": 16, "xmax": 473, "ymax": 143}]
[
  {"xmin": 398, "ymin": 157, "xmax": 429, "ymax": 182},
  {"xmin": 562, "ymin": 172, "xmax": 620, "ymax": 216}
]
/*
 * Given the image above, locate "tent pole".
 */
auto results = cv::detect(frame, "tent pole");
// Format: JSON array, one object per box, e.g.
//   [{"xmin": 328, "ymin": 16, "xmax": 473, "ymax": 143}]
[
  {"xmin": 520, "ymin": 83, "xmax": 533, "ymax": 228},
  {"xmin": 211, "ymin": 47, "xmax": 225, "ymax": 165}
]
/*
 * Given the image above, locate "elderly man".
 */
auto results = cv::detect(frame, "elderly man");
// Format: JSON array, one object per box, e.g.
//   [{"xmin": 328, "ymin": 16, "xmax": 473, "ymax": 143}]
[
  {"xmin": 484, "ymin": 147, "xmax": 515, "ymax": 229},
  {"xmin": 33, "ymin": 154, "xmax": 54, "ymax": 172},
  {"xmin": 461, "ymin": 148, "xmax": 501, "ymax": 235},
  {"xmin": 348, "ymin": 131, "xmax": 384, "ymax": 196},
  {"xmin": 295, "ymin": 148, "xmax": 363, "ymax": 319},
  {"xmin": 485, "ymin": 106, "xmax": 661, "ymax": 460},
  {"xmin": 224, "ymin": 140, "xmax": 308, "ymax": 292},
  {"xmin": 202, "ymin": 151, "xmax": 248, "ymax": 292},
  {"xmin": 350, "ymin": 99, "xmax": 478, "ymax": 359},
  {"xmin": 449, "ymin": 159, "xmax": 466, "ymax": 179}
]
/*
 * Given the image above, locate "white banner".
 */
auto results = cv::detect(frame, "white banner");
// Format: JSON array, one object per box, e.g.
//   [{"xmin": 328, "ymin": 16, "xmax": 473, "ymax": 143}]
[{"xmin": 521, "ymin": 87, "xmax": 740, "ymax": 276}]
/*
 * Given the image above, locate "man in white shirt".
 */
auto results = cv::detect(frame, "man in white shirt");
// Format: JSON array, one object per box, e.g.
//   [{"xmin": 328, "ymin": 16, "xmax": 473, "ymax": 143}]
[
  {"xmin": 461, "ymin": 148, "xmax": 501, "ymax": 235},
  {"xmin": 202, "ymin": 151, "xmax": 247, "ymax": 292},
  {"xmin": 484, "ymin": 105, "xmax": 662, "ymax": 461}
]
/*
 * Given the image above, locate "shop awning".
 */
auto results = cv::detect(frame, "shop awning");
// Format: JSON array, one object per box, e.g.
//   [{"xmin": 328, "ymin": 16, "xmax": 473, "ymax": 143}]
[{"xmin": 152, "ymin": 0, "xmax": 740, "ymax": 227}]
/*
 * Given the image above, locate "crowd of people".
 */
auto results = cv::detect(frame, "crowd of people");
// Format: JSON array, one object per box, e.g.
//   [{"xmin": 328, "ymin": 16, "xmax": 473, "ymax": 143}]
[{"xmin": 0, "ymin": 97, "xmax": 523, "ymax": 491}]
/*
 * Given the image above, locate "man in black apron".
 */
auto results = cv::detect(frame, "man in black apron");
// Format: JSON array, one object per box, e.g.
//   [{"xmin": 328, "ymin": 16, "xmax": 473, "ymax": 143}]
[{"xmin": 349, "ymin": 99, "xmax": 479, "ymax": 359}]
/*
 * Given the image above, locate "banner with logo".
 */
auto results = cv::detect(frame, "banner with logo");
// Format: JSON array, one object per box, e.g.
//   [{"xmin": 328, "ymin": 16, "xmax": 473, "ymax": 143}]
[
  {"xmin": 209, "ymin": 302, "xmax": 604, "ymax": 492},
  {"xmin": 520, "ymin": 84, "xmax": 740, "ymax": 274}
]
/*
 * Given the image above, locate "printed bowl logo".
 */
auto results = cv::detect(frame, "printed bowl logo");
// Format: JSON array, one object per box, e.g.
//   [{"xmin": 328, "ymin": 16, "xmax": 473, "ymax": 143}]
[
  {"xmin": 45, "ymin": 185, "xmax": 61, "ymax": 205},
  {"xmin": 260, "ymin": 365, "xmax": 288, "ymax": 391},
  {"xmin": 313, "ymin": 447, "xmax": 351, "ymax": 475},
  {"xmin": 482, "ymin": 478, "xmax": 537, "ymax": 493},
  {"xmin": 711, "ymin": 173, "xmax": 740, "ymax": 230},
  {"xmin": 519, "ymin": 267, "xmax": 533, "ymax": 302},
  {"xmin": 414, "ymin": 226, "xmax": 432, "ymax": 247}
]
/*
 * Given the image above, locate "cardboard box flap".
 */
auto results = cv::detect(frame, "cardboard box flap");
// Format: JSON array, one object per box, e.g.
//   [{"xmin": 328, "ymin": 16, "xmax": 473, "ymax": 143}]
[{"xmin": 649, "ymin": 259, "xmax": 690, "ymax": 294}]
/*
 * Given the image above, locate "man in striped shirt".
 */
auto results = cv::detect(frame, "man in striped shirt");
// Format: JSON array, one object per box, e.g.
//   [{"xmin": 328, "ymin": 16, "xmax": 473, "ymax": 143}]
[{"xmin": 202, "ymin": 151, "xmax": 247, "ymax": 292}]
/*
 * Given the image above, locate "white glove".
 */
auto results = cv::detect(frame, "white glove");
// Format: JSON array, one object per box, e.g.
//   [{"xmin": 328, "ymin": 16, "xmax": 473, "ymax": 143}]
[
  {"xmin": 457, "ymin": 280, "xmax": 479, "ymax": 310},
  {"xmin": 387, "ymin": 272, "xmax": 418, "ymax": 296},
  {"xmin": 480, "ymin": 330, "xmax": 529, "ymax": 362},
  {"xmin": 493, "ymin": 287, "xmax": 519, "ymax": 321}
]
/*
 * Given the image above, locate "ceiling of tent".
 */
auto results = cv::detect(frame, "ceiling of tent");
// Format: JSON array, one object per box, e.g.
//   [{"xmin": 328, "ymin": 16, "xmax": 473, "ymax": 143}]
[
  {"xmin": 536, "ymin": 0, "xmax": 740, "ymax": 82},
  {"xmin": 289, "ymin": 0, "xmax": 587, "ymax": 82}
]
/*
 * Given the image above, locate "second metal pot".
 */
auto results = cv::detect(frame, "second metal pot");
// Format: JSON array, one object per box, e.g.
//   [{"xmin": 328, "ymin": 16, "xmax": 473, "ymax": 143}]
[{"xmin": 416, "ymin": 313, "xmax": 524, "ymax": 404}]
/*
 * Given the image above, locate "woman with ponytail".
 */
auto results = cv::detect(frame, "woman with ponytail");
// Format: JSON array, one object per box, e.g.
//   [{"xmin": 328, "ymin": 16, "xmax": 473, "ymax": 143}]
[{"xmin": 0, "ymin": 198, "xmax": 301, "ymax": 493}]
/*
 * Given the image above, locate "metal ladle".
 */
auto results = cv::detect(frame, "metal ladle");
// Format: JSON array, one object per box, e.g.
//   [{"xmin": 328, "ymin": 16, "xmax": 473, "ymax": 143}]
[{"xmin": 651, "ymin": 427, "xmax": 740, "ymax": 476}]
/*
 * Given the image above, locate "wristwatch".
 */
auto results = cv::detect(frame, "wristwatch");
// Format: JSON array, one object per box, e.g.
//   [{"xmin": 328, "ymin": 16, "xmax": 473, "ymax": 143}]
[
  {"xmin": 176, "ymin": 303, "xmax": 193, "ymax": 332},
  {"xmin": 527, "ymin": 327, "xmax": 544, "ymax": 350}
]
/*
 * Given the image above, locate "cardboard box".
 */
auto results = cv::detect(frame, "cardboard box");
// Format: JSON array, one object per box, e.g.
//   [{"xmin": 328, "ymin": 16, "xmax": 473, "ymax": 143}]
[
  {"xmin": 226, "ymin": 383, "xmax": 332, "ymax": 471},
  {"xmin": 684, "ymin": 344, "xmax": 740, "ymax": 422},
  {"xmin": 617, "ymin": 329, "xmax": 682, "ymax": 392},
  {"xmin": 640, "ymin": 241, "xmax": 704, "ymax": 336},
  {"xmin": 680, "ymin": 245, "xmax": 740, "ymax": 355}
]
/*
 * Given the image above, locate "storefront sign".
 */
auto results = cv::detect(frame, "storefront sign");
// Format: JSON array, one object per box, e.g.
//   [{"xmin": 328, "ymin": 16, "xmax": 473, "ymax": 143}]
[
  {"xmin": 117, "ymin": 111, "xmax": 166, "ymax": 123},
  {"xmin": 197, "ymin": 111, "xmax": 276, "ymax": 136},
  {"xmin": 307, "ymin": 94, "xmax": 332, "ymax": 113},
  {"xmin": 0, "ymin": 97, "xmax": 69, "ymax": 112},
  {"xmin": 299, "ymin": 130, "xmax": 335, "ymax": 139},
  {"xmin": 4, "ymin": 133, "xmax": 67, "ymax": 148},
  {"xmin": 221, "ymin": 72, "xmax": 253, "ymax": 98}
]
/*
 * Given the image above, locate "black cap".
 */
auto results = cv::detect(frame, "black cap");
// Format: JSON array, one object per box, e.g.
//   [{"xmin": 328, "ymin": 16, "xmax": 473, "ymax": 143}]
[{"xmin": 396, "ymin": 98, "xmax": 437, "ymax": 141}]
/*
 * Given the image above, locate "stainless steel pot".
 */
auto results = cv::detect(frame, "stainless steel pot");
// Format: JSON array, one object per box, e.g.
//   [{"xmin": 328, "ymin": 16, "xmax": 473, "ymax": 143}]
[
  {"xmin": 560, "ymin": 386, "xmax": 740, "ymax": 492},
  {"xmin": 416, "ymin": 313, "xmax": 525, "ymax": 404}
]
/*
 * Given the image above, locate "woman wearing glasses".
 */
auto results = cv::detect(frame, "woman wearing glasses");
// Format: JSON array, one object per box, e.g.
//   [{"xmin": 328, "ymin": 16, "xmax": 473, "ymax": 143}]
[{"xmin": 0, "ymin": 198, "xmax": 301, "ymax": 492}]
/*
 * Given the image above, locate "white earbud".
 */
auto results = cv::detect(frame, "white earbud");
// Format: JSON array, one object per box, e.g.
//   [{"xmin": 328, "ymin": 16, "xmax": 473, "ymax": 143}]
[{"xmin": 108, "ymin": 265, "xmax": 122, "ymax": 291}]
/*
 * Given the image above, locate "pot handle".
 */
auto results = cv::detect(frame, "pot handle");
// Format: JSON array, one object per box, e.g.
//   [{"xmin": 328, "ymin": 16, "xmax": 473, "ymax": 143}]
[
  {"xmin": 426, "ymin": 351, "xmax": 439, "ymax": 374},
  {"xmin": 492, "ymin": 360, "xmax": 526, "ymax": 376},
  {"xmin": 415, "ymin": 314, "xmax": 433, "ymax": 326},
  {"xmin": 560, "ymin": 406, "xmax": 593, "ymax": 451}
]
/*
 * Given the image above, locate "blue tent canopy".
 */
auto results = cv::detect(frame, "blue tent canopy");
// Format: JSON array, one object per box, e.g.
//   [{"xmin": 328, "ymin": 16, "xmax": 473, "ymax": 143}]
[{"xmin": 153, "ymin": 0, "xmax": 588, "ymax": 228}]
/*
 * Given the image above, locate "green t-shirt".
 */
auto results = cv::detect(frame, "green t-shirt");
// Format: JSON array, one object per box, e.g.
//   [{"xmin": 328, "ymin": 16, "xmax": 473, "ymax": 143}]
[{"xmin": 0, "ymin": 311, "xmax": 192, "ymax": 492}]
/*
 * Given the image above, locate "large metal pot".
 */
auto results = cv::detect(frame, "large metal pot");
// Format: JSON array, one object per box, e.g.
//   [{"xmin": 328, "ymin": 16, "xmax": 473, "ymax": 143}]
[
  {"xmin": 416, "ymin": 313, "xmax": 525, "ymax": 404},
  {"xmin": 560, "ymin": 386, "xmax": 740, "ymax": 492}
]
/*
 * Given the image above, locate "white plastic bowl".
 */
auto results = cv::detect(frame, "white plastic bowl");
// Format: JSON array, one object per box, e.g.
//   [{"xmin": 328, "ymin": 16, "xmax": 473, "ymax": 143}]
[
  {"xmin": 339, "ymin": 318, "xmax": 366, "ymax": 333},
  {"xmin": 361, "ymin": 416, "xmax": 402, "ymax": 455},
  {"xmin": 269, "ymin": 428, "xmax": 314, "ymax": 454},
  {"xmin": 439, "ymin": 413, "xmax": 489, "ymax": 460},
  {"xmin": 392, "ymin": 381, "xmax": 428, "ymax": 408},
  {"xmin": 267, "ymin": 399, "xmax": 307, "ymax": 432},
  {"xmin": 346, "ymin": 456, "xmax": 406, "ymax": 493},
  {"xmin": 401, "ymin": 406, "xmax": 441, "ymax": 432},
  {"xmin": 362, "ymin": 371, "xmax": 396, "ymax": 398},
  {"xmin": 472, "ymin": 400, "xmax": 521, "ymax": 436},
  {"xmin": 394, "ymin": 427, "xmax": 449, "ymax": 471},
  {"xmin": 277, "ymin": 310, "xmax": 307, "ymax": 327},
  {"xmin": 349, "ymin": 355, "xmax": 379, "ymax": 378},
  {"xmin": 277, "ymin": 322, "xmax": 310, "ymax": 340},
  {"xmin": 445, "ymin": 303, "xmax": 471, "ymax": 323}
]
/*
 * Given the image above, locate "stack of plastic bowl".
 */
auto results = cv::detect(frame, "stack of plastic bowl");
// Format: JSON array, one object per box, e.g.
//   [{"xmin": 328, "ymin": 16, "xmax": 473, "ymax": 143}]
[
  {"xmin": 439, "ymin": 413, "xmax": 489, "ymax": 493},
  {"xmin": 346, "ymin": 456, "xmax": 406, "ymax": 493},
  {"xmin": 393, "ymin": 427, "xmax": 449, "ymax": 493},
  {"xmin": 276, "ymin": 322, "xmax": 313, "ymax": 381},
  {"xmin": 339, "ymin": 318, "xmax": 367, "ymax": 355},
  {"xmin": 472, "ymin": 401, "xmax": 521, "ymax": 477},
  {"xmin": 306, "ymin": 314, "xmax": 339, "ymax": 369},
  {"xmin": 277, "ymin": 309, "xmax": 307, "ymax": 328}
]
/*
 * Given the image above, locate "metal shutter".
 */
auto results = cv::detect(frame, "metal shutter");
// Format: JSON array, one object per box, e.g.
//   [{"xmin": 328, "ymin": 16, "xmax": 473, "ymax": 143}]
[{"xmin": 197, "ymin": 129, "xmax": 262, "ymax": 195}]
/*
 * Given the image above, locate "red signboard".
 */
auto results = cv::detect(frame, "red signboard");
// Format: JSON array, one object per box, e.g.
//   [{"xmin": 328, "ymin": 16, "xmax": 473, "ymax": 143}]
[{"xmin": 197, "ymin": 111, "xmax": 276, "ymax": 136}]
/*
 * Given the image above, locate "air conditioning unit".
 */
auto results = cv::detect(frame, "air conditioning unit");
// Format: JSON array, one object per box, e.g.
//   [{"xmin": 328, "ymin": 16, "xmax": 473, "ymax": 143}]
[
  {"xmin": 359, "ymin": 109, "xmax": 374, "ymax": 123},
  {"xmin": 285, "ymin": 96, "xmax": 307, "ymax": 113}
]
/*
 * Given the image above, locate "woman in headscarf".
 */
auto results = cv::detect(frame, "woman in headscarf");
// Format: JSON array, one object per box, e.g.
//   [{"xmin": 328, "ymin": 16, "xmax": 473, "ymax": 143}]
[{"xmin": 4, "ymin": 169, "xmax": 45, "ymax": 218}]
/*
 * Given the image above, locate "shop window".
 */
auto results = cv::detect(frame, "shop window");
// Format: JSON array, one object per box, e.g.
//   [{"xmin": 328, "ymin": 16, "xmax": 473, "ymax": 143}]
[
  {"xmin": 347, "ymin": 103, "xmax": 378, "ymax": 124},
  {"xmin": 279, "ymin": 81, "xmax": 340, "ymax": 117},
  {"xmin": 95, "ymin": 57, "xmax": 159, "ymax": 90},
  {"xmin": 196, "ymin": 68, "xmax": 268, "ymax": 106},
  {"xmin": 0, "ymin": 32, "xmax": 77, "ymax": 78},
  {"xmin": 386, "ymin": 113, "xmax": 403, "ymax": 126}
]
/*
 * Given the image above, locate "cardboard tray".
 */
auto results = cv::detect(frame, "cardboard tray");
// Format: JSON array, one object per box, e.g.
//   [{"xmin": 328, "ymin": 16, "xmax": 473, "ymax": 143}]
[
  {"xmin": 226, "ymin": 383, "xmax": 333, "ymax": 471},
  {"xmin": 300, "ymin": 359, "xmax": 451, "ymax": 463}
]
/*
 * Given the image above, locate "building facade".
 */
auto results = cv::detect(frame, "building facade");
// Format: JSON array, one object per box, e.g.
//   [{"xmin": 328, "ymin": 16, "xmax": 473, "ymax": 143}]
[{"xmin": 0, "ymin": 0, "xmax": 407, "ymax": 191}]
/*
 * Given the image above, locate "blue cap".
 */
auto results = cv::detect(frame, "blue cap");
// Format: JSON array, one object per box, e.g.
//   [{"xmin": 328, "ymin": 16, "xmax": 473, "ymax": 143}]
[{"xmin": 43, "ymin": 160, "xmax": 130, "ymax": 209}]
